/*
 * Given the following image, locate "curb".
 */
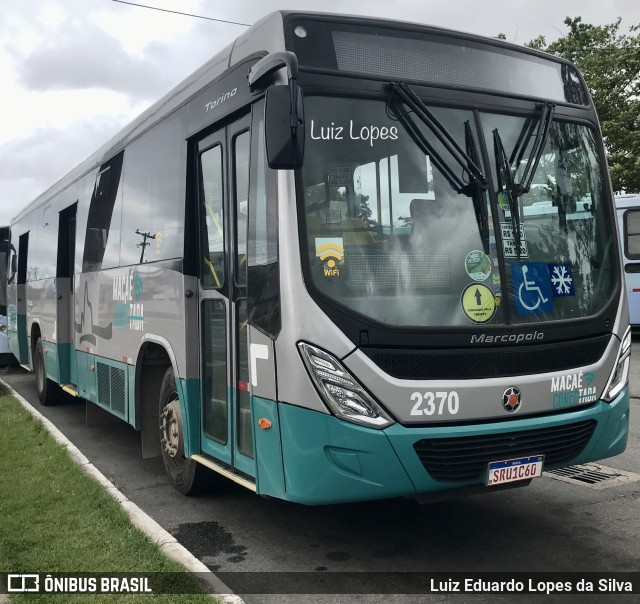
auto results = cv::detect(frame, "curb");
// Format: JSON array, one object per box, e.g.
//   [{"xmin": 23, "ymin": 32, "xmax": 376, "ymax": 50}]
[{"xmin": 0, "ymin": 378, "xmax": 245, "ymax": 604}]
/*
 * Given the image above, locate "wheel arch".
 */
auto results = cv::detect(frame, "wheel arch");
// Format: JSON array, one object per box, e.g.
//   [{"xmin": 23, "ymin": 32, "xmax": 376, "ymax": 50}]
[
  {"xmin": 30, "ymin": 320, "xmax": 42, "ymax": 369},
  {"xmin": 135, "ymin": 334, "xmax": 193, "ymax": 459}
]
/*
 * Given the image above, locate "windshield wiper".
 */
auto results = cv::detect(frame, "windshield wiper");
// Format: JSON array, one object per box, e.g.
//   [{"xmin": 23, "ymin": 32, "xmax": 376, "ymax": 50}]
[
  {"xmin": 518, "ymin": 102, "xmax": 555, "ymax": 195},
  {"xmin": 465, "ymin": 120, "xmax": 490, "ymax": 254},
  {"xmin": 492, "ymin": 102, "xmax": 556, "ymax": 259},
  {"xmin": 493, "ymin": 128, "xmax": 522, "ymax": 259},
  {"xmin": 388, "ymin": 97, "xmax": 468, "ymax": 193},
  {"xmin": 387, "ymin": 82, "xmax": 490, "ymax": 251},
  {"xmin": 389, "ymin": 82, "xmax": 488, "ymax": 188}
]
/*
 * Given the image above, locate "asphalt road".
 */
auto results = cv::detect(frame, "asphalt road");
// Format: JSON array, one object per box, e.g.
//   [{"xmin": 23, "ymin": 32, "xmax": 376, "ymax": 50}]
[{"xmin": 3, "ymin": 340, "xmax": 640, "ymax": 604}]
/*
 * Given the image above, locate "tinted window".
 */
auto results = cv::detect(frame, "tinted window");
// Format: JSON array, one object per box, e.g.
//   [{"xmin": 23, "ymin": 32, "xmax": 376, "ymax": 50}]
[
  {"xmin": 625, "ymin": 210, "xmax": 640, "ymax": 259},
  {"xmin": 300, "ymin": 96, "xmax": 615, "ymax": 328},
  {"xmin": 18, "ymin": 232, "xmax": 28, "ymax": 285},
  {"xmin": 481, "ymin": 113, "xmax": 615, "ymax": 323},
  {"xmin": 31, "ymin": 204, "xmax": 57, "ymax": 280},
  {"xmin": 234, "ymin": 131, "xmax": 250, "ymax": 286},
  {"xmin": 82, "ymin": 151, "xmax": 124, "ymax": 272},
  {"xmin": 248, "ymin": 111, "xmax": 280, "ymax": 336},
  {"xmin": 202, "ymin": 300, "xmax": 227, "ymax": 443},
  {"xmin": 200, "ymin": 144, "xmax": 225, "ymax": 288},
  {"xmin": 120, "ymin": 114, "xmax": 185, "ymax": 265}
]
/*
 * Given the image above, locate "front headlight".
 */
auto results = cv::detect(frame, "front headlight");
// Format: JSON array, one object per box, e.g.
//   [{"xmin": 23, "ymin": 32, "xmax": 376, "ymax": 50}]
[
  {"xmin": 603, "ymin": 327, "xmax": 631, "ymax": 402},
  {"xmin": 298, "ymin": 342, "xmax": 394, "ymax": 428}
]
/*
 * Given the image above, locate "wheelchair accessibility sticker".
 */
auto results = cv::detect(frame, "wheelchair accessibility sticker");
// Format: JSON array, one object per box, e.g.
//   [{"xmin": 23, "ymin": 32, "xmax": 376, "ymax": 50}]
[{"xmin": 511, "ymin": 263, "xmax": 553, "ymax": 315}]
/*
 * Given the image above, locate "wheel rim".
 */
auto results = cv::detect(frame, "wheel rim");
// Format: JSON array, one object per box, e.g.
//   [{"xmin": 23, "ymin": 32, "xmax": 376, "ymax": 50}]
[{"xmin": 160, "ymin": 392, "xmax": 184, "ymax": 459}]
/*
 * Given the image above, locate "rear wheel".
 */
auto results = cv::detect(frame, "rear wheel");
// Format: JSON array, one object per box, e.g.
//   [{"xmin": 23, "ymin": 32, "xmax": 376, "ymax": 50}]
[
  {"xmin": 159, "ymin": 366, "xmax": 212, "ymax": 495},
  {"xmin": 34, "ymin": 337, "xmax": 59, "ymax": 406}
]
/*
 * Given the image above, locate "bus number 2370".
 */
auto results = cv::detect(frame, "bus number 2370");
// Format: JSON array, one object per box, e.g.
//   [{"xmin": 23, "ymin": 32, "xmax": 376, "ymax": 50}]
[{"xmin": 410, "ymin": 391, "xmax": 460, "ymax": 416}]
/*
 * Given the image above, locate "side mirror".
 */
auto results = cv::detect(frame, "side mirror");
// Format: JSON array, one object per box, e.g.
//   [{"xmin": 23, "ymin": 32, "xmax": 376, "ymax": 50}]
[
  {"xmin": 265, "ymin": 84, "xmax": 304, "ymax": 169},
  {"xmin": 248, "ymin": 52, "xmax": 305, "ymax": 170}
]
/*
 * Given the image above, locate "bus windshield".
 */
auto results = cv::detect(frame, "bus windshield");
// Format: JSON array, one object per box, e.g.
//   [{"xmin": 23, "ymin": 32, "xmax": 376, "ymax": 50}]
[{"xmin": 300, "ymin": 95, "xmax": 616, "ymax": 328}]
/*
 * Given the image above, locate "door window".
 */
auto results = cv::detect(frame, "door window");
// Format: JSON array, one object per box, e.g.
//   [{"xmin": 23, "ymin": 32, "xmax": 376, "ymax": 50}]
[{"xmin": 200, "ymin": 145, "xmax": 225, "ymax": 288}]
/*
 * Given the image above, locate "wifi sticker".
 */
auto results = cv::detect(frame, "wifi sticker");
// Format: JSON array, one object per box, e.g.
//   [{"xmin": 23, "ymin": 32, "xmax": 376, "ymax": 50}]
[{"xmin": 315, "ymin": 238, "xmax": 344, "ymax": 278}]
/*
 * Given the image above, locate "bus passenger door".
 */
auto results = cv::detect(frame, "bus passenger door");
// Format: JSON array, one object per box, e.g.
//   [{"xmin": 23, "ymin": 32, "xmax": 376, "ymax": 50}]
[
  {"xmin": 13, "ymin": 232, "xmax": 29, "ymax": 364},
  {"xmin": 198, "ymin": 129, "xmax": 231, "ymax": 465},
  {"xmin": 228, "ymin": 118, "xmax": 254, "ymax": 477},
  {"xmin": 56, "ymin": 204, "xmax": 77, "ymax": 386},
  {"xmin": 197, "ymin": 113, "xmax": 255, "ymax": 479}
]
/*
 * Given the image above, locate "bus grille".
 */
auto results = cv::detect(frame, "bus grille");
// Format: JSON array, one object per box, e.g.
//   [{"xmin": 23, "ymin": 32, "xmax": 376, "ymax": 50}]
[
  {"xmin": 365, "ymin": 335, "xmax": 610, "ymax": 379},
  {"xmin": 413, "ymin": 420, "xmax": 597, "ymax": 483}
]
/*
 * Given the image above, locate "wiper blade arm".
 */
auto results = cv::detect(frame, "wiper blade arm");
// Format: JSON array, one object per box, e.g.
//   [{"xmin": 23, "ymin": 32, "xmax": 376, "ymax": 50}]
[
  {"xmin": 389, "ymin": 82, "xmax": 488, "ymax": 188},
  {"xmin": 465, "ymin": 120, "xmax": 490, "ymax": 255},
  {"xmin": 493, "ymin": 128, "xmax": 522, "ymax": 259},
  {"xmin": 388, "ymin": 98, "xmax": 467, "ymax": 193},
  {"xmin": 517, "ymin": 102, "xmax": 555, "ymax": 195},
  {"xmin": 509, "ymin": 116, "xmax": 536, "ymax": 169}
]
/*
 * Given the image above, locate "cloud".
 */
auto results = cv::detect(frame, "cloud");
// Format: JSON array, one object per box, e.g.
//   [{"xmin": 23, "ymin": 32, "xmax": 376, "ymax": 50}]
[
  {"xmin": 15, "ymin": 20, "xmax": 173, "ymax": 100},
  {"xmin": 0, "ymin": 117, "xmax": 125, "ymax": 222}
]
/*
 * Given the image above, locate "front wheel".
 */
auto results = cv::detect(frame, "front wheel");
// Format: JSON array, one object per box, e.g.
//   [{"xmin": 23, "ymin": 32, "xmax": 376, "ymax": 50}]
[
  {"xmin": 34, "ymin": 337, "xmax": 59, "ymax": 406},
  {"xmin": 159, "ymin": 366, "xmax": 213, "ymax": 495}
]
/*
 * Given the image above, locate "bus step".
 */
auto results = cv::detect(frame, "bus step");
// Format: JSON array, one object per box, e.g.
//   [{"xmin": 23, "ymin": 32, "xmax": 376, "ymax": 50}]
[
  {"xmin": 61, "ymin": 384, "xmax": 78, "ymax": 397},
  {"xmin": 191, "ymin": 454, "xmax": 256, "ymax": 492}
]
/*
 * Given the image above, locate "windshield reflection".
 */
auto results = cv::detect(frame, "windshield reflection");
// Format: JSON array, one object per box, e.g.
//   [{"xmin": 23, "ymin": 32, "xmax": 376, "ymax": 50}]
[{"xmin": 300, "ymin": 95, "xmax": 615, "ymax": 329}]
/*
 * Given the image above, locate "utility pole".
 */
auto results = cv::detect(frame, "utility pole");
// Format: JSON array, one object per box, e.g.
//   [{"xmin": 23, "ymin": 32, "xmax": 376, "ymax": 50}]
[{"xmin": 136, "ymin": 229, "xmax": 156, "ymax": 263}]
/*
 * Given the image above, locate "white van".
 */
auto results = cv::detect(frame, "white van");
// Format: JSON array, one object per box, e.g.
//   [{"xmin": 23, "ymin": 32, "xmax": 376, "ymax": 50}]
[{"xmin": 615, "ymin": 194, "xmax": 640, "ymax": 326}]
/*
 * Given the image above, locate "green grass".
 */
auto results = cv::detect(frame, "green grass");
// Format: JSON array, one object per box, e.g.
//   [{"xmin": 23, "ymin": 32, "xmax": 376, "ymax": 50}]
[{"xmin": 0, "ymin": 383, "xmax": 215, "ymax": 603}]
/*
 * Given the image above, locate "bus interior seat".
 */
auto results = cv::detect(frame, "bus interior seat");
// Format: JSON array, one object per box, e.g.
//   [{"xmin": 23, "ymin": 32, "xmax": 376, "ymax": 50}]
[{"xmin": 342, "ymin": 217, "xmax": 374, "ymax": 245}]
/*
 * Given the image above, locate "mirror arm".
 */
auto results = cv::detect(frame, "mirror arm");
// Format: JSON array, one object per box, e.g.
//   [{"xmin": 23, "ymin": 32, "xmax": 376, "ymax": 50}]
[
  {"xmin": 248, "ymin": 51, "xmax": 299, "ymax": 91},
  {"xmin": 289, "ymin": 79, "xmax": 300, "ymax": 134}
]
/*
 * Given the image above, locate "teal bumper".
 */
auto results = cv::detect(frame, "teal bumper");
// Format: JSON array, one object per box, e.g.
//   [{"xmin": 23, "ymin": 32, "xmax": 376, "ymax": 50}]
[{"xmin": 276, "ymin": 388, "xmax": 629, "ymax": 505}]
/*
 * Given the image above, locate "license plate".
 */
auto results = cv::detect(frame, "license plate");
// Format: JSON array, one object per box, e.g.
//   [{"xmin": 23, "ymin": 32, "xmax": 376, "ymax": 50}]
[{"xmin": 486, "ymin": 455, "xmax": 544, "ymax": 486}]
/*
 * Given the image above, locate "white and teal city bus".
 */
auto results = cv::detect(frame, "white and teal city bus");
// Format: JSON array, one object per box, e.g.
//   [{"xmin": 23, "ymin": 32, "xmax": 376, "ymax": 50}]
[{"xmin": 7, "ymin": 12, "xmax": 630, "ymax": 503}]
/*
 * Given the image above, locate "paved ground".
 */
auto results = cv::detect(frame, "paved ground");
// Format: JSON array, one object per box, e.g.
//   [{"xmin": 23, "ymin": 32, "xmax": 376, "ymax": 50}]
[{"xmin": 2, "ymin": 339, "xmax": 640, "ymax": 603}]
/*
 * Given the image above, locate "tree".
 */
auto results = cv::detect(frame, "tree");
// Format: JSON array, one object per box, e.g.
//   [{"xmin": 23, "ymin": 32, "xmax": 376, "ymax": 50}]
[{"xmin": 525, "ymin": 17, "xmax": 640, "ymax": 193}]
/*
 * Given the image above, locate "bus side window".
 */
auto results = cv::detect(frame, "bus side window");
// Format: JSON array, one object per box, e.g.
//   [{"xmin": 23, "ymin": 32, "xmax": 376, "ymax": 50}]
[
  {"xmin": 248, "ymin": 111, "xmax": 280, "ymax": 337},
  {"xmin": 624, "ymin": 210, "xmax": 640, "ymax": 259},
  {"xmin": 83, "ymin": 152, "xmax": 124, "ymax": 272},
  {"xmin": 233, "ymin": 131, "xmax": 250, "ymax": 286},
  {"xmin": 200, "ymin": 145, "xmax": 225, "ymax": 288}
]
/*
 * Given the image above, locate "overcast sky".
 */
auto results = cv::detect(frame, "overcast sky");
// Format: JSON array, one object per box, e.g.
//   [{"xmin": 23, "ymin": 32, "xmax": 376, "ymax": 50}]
[{"xmin": 1, "ymin": 0, "xmax": 639, "ymax": 224}]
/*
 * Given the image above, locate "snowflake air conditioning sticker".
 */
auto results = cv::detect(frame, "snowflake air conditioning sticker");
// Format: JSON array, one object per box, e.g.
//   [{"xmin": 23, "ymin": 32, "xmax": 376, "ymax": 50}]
[{"xmin": 548, "ymin": 263, "xmax": 575, "ymax": 297}]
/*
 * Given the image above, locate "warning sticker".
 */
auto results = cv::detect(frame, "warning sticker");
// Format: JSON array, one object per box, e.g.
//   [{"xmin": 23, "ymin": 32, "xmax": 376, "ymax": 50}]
[{"xmin": 461, "ymin": 283, "xmax": 497, "ymax": 324}]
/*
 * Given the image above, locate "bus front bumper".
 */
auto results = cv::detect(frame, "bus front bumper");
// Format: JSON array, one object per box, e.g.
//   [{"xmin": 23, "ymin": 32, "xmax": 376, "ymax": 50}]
[{"xmin": 274, "ymin": 387, "xmax": 629, "ymax": 505}]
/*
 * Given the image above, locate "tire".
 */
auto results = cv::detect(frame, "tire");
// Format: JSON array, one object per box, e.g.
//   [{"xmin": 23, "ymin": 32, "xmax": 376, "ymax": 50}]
[
  {"xmin": 34, "ymin": 337, "xmax": 59, "ymax": 406},
  {"xmin": 159, "ymin": 366, "xmax": 213, "ymax": 495}
]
